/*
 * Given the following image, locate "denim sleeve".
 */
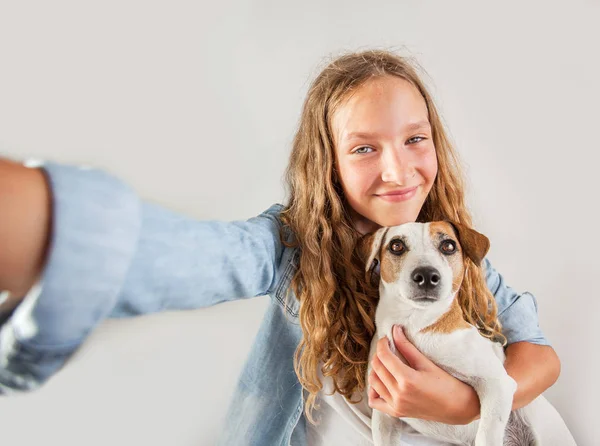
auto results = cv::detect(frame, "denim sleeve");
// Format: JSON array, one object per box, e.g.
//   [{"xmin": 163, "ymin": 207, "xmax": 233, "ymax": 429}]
[
  {"xmin": 483, "ymin": 257, "xmax": 550, "ymax": 346},
  {"xmin": 112, "ymin": 198, "xmax": 285, "ymax": 316},
  {"xmin": 0, "ymin": 161, "xmax": 284, "ymax": 393}
]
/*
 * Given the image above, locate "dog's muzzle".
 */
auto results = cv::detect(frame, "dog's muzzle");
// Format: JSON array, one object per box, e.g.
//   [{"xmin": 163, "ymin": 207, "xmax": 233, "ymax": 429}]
[{"xmin": 410, "ymin": 266, "xmax": 442, "ymax": 302}]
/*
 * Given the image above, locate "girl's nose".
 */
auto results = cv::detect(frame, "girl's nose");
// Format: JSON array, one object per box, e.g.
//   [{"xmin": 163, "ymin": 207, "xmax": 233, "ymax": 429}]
[{"xmin": 381, "ymin": 148, "xmax": 415, "ymax": 184}]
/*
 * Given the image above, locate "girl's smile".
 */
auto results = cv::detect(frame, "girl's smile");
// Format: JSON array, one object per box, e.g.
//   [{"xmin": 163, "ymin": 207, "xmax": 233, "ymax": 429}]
[{"xmin": 375, "ymin": 185, "xmax": 419, "ymax": 202}]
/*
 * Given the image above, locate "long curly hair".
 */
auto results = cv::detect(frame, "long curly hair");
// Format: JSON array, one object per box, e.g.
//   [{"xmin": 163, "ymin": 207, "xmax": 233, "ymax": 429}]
[{"xmin": 278, "ymin": 49, "xmax": 506, "ymax": 425}]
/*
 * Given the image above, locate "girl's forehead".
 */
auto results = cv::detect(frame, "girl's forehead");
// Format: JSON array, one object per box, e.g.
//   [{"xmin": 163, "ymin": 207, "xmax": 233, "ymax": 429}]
[
  {"xmin": 341, "ymin": 76, "xmax": 423, "ymax": 110},
  {"xmin": 331, "ymin": 77, "xmax": 430, "ymax": 145}
]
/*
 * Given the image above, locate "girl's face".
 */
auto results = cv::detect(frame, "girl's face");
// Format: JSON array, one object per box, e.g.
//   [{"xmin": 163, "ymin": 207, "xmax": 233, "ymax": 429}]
[{"xmin": 332, "ymin": 75, "xmax": 438, "ymax": 235}]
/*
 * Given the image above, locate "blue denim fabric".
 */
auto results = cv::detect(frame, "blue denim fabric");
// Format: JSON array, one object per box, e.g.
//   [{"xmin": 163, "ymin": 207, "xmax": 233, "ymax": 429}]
[{"xmin": 0, "ymin": 161, "xmax": 549, "ymax": 445}]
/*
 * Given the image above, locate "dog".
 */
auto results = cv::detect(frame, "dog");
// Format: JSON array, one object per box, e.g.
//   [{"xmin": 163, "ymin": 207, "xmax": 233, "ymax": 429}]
[{"xmin": 361, "ymin": 221, "xmax": 541, "ymax": 446}]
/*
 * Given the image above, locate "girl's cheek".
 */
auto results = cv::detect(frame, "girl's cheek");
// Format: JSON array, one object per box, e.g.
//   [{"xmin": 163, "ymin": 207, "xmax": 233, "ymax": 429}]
[{"xmin": 419, "ymin": 148, "xmax": 438, "ymax": 176}]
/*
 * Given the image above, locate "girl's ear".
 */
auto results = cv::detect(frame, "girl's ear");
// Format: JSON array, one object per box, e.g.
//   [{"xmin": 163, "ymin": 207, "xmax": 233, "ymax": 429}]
[
  {"xmin": 447, "ymin": 222, "xmax": 490, "ymax": 265},
  {"xmin": 357, "ymin": 227, "xmax": 388, "ymax": 286}
]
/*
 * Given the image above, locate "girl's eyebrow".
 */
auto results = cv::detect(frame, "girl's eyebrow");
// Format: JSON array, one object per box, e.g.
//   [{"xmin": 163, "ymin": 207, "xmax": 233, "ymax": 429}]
[{"xmin": 343, "ymin": 120, "xmax": 431, "ymax": 142}]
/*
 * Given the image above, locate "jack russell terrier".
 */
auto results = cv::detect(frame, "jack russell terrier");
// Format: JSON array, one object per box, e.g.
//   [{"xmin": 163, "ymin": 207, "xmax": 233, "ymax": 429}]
[{"xmin": 361, "ymin": 221, "xmax": 541, "ymax": 446}]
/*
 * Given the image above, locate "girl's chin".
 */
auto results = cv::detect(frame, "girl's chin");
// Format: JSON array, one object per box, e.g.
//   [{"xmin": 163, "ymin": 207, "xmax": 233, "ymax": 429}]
[
  {"xmin": 349, "ymin": 204, "xmax": 419, "ymax": 233},
  {"xmin": 372, "ymin": 211, "xmax": 418, "ymax": 227}
]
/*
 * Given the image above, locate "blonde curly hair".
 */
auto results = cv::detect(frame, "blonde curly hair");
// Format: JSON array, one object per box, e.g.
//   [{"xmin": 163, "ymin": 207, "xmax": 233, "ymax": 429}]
[{"xmin": 278, "ymin": 49, "xmax": 505, "ymax": 424}]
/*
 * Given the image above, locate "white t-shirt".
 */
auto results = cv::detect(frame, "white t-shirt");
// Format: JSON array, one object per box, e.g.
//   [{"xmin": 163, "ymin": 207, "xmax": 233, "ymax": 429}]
[{"xmin": 305, "ymin": 365, "xmax": 452, "ymax": 445}]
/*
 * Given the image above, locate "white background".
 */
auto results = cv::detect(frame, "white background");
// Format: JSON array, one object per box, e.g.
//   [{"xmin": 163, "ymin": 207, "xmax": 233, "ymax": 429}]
[{"xmin": 1, "ymin": 1, "xmax": 598, "ymax": 445}]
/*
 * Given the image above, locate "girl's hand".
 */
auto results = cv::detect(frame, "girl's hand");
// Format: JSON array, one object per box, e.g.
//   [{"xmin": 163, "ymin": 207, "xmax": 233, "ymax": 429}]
[{"xmin": 368, "ymin": 325, "xmax": 480, "ymax": 425}]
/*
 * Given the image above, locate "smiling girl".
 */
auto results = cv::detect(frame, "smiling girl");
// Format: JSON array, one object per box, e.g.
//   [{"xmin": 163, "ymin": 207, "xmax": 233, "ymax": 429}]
[{"xmin": 0, "ymin": 50, "xmax": 574, "ymax": 445}]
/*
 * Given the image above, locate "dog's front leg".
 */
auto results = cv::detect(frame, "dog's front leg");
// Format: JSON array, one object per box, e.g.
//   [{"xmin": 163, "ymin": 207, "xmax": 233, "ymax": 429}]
[
  {"xmin": 372, "ymin": 409, "xmax": 405, "ymax": 446},
  {"xmin": 470, "ymin": 375, "xmax": 517, "ymax": 446}
]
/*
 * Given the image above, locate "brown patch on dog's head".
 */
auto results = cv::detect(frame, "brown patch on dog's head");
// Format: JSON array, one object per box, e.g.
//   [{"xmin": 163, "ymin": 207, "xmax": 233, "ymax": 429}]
[
  {"xmin": 428, "ymin": 222, "xmax": 466, "ymax": 295},
  {"xmin": 380, "ymin": 235, "xmax": 410, "ymax": 285},
  {"xmin": 427, "ymin": 221, "xmax": 489, "ymax": 295},
  {"xmin": 447, "ymin": 222, "xmax": 490, "ymax": 266},
  {"xmin": 359, "ymin": 227, "xmax": 412, "ymax": 287},
  {"xmin": 421, "ymin": 221, "xmax": 490, "ymax": 334}
]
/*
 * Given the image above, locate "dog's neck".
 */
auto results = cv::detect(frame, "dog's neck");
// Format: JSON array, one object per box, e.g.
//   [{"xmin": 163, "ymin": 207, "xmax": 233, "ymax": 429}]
[{"xmin": 375, "ymin": 286, "xmax": 458, "ymax": 338}]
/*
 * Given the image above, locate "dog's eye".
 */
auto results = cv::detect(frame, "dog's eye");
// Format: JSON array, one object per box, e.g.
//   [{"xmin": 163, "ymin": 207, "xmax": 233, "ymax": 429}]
[
  {"xmin": 389, "ymin": 240, "xmax": 406, "ymax": 255},
  {"xmin": 440, "ymin": 240, "xmax": 456, "ymax": 254}
]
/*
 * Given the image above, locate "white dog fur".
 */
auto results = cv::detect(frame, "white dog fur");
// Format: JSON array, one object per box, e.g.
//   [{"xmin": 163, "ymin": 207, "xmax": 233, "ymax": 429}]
[{"xmin": 361, "ymin": 221, "xmax": 541, "ymax": 446}]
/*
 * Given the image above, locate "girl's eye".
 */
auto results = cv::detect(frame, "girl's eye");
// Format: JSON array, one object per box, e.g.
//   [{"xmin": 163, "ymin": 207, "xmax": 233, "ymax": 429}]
[
  {"xmin": 353, "ymin": 146, "xmax": 373, "ymax": 154},
  {"xmin": 407, "ymin": 136, "xmax": 425, "ymax": 144},
  {"xmin": 440, "ymin": 240, "xmax": 456, "ymax": 254}
]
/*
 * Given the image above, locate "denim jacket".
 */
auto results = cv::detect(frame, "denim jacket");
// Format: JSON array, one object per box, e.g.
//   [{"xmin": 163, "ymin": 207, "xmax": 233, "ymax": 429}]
[{"xmin": 0, "ymin": 161, "xmax": 549, "ymax": 445}]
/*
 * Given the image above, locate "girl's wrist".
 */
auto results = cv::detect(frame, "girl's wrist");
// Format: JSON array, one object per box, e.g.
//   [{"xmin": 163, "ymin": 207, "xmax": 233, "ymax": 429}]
[{"xmin": 447, "ymin": 382, "xmax": 480, "ymax": 425}]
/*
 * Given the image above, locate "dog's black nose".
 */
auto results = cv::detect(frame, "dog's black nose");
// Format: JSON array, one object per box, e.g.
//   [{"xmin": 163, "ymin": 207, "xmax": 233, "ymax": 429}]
[{"xmin": 412, "ymin": 266, "xmax": 441, "ymax": 290}]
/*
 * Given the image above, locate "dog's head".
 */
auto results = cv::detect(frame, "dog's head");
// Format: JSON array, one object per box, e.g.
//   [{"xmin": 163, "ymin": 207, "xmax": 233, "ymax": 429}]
[{"xmin": 358, "ymin": 221, "xmax": 489, "ymax": 307}]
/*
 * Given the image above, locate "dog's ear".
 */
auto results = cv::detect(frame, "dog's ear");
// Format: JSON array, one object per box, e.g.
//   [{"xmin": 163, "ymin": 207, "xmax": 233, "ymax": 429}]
[
  {"xmin": 357, "ymin": 227, "xmax": 388, "ymax": 287},
  {"xmin": 447, "ymin": 222, "xmax": 490, "ymax": 265}
]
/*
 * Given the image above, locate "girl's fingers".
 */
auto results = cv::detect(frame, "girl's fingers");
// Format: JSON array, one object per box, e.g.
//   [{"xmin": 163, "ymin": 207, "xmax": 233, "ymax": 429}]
[
  {"xmin": 376, "ymin": 336, "xmax": 415, "ymax": 381},
  {"xmin": 371, "ymin": 350, "xmax": 400, "ymax": 397},
  {"xmin": 369, "ymin": 392, "xmax": 394, "ymax": 415},
  {"xmin": 368, "ymin": 368, "xmax": 391, "ymax": 403},
  {"xmin": 391, "ymin": 325, "xmax": 433, "ymax": 371},
  {"xmin": 368, "ymin": 380, "xmax": 381, "ymax": 405}
]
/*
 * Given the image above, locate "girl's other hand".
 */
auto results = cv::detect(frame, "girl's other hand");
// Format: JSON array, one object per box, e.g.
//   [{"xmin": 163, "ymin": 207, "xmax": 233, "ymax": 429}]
[{"xmin": 0, "ymin": 158, "xmax": 51, "ymax": 300}]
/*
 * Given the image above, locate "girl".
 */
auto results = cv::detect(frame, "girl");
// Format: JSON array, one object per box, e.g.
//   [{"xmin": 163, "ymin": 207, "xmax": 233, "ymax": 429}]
[{"xmin": 0, "ymin": 50, "xmax": 573, "ymax": 445}]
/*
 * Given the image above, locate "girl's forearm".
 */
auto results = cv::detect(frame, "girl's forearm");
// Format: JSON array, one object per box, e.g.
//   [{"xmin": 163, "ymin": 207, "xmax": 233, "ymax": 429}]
[
  {"xmin": 0, "ymin": 158, "xmax": 51, "ymax": 307},
  {"xmin": 504, "ymin": 341, "xmax": 561, "ymax": 410}
]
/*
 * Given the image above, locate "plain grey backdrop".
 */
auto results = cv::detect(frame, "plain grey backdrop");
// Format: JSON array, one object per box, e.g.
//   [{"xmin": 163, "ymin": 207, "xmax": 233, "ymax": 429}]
[{"xmin": 1, "ymin": 1, "xmax": 598, "ymax": 445}]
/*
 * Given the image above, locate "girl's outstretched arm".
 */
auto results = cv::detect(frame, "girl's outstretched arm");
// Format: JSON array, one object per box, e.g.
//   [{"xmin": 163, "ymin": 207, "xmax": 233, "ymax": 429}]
[{"xmin": 0, "ymin": 158, "xmax": 285, "ymax": 394}]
